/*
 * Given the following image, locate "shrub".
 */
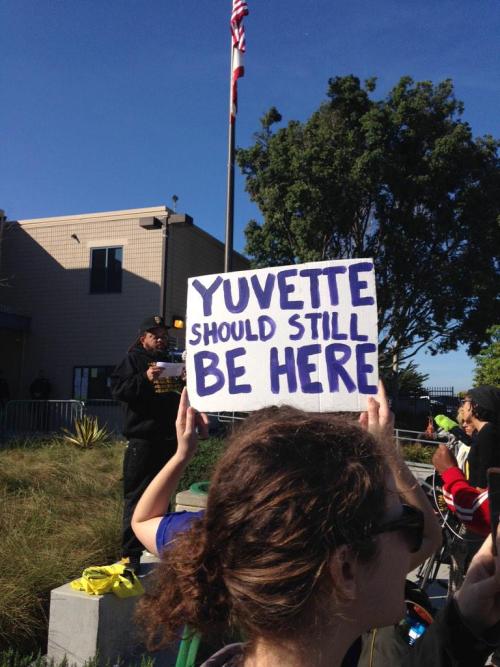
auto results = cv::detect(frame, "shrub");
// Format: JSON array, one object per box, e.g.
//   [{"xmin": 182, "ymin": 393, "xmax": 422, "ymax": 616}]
[
  {"xmin": 179, "ymin": 436, "xmax": 226, "ymax": 490},
  {"xmin": 61, "ymin": 416, "xmax": 110, "ymax": 449},
  {"xmin": 401, "ymin": 442, "xmax": 434, "ymax": 464}
]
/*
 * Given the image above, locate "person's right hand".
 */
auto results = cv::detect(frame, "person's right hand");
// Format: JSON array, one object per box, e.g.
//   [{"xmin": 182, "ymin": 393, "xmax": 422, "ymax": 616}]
[
  {"xmin": 146, "ymin": 364, "xmax": 162, "ymax": 382},
  {"xmin": 455, "ymin": 532, "xmax": 500, "ymax": 636},
  {"xmin": 432, "ymin": 444, "xmax": 458, "ymax": 474},
  {"xmin": 175, "ymin": 388, "xmax": 209, "ymax": 463}
]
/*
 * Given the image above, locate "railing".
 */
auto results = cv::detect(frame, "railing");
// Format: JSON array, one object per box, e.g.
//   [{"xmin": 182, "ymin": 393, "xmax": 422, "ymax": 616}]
[
  {"xmin": 394, "ymin": 428, "xmax": 441, "ymax": 447},
  {"xmin": 1, "ymin": 400, "xmax": 85, "ymax": 437},
  {"xmin": 83, "ymin": 399, "xmax": 126, "ymax": 434},
  {"xmin": 0, "ymin": 400, "xmax": 442, "ymax": 449}
]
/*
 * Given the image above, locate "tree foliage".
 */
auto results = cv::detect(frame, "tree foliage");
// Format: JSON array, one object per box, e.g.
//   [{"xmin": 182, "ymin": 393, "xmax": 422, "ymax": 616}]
[
  {"xmin": 380, "ymin": 361, "xmax": 429, "ymax": 396},
  {"xmin": 473, "ymin": 325, "xmax": 500, "ymax": 387},
  {"xmin": 237, "ymin": 76, "xmax": 500, "ymax": 367}
]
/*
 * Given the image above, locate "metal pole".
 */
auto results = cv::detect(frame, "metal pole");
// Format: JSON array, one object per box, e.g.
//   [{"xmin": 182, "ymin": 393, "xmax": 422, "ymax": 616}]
[
  {"xmin": 159, "ymin": 215, "xmax": 170, "ymax": 320},
  {"xmin": 224, "ymin": 44, "xmax": 235, "ymax": 273}
]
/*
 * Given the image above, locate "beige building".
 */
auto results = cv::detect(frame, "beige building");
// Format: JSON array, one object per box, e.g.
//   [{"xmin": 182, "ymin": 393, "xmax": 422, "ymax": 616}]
[{"xmin": 0, "ymin": 206, "xmax": 248, "ymax": 399}]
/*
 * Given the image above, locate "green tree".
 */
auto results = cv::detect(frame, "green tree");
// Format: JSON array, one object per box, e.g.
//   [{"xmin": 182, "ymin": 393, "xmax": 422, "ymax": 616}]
[
  {"xmin": 473, "ymin": 325, "xmax": 500, "ymax": 386},
  {"xmin": 380, "ymin": 361, "xmax": 429, "ymax": 396},
  {"xmin": 237, "ymin": 76, "xmax": 500, "ymax": 366}
]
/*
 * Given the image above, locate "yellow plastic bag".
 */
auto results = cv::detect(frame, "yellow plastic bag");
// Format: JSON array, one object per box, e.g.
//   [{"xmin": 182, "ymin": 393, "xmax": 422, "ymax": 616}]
[{"xmin": 70, "ymin": 562, "xmax": 144, "ymax": 598}]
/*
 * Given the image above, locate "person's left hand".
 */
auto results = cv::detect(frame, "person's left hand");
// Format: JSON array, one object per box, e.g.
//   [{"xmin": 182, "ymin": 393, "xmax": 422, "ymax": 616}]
[
  {"xmin": 455, "ymin": 532, "xmax": 500, "ymax": 636},
  {"xmin": 432, "ymin": 444, "xmax": 458, "ymax": 474},
  {"xmin": 175, "ymin": 388, "xmax": 209, "ymax": 462}
]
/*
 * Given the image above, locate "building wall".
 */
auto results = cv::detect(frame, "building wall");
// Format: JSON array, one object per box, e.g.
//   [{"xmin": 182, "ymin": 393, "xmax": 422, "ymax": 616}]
[
  {"xmin": 2, "ymin": 207, "xmax": 248, "ymax": 398},
  {"xmin": 166, "ymin": 222, "xmax": 249, "ymax": 349}
]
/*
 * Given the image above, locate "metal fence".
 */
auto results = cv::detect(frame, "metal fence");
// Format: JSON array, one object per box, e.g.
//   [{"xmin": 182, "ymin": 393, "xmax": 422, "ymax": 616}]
[
  {"xmin": 394, "ymin": 428, "xmax": 440, "ymax": 448},
  {"xmin": 1, "ymin": 400, "xmax": 85, "ymax": 437},
  {"xmin": 0, "ymin": 400, "xmax": 443, "ymax": 449},
  {"xmin": 83, "ymin": 399, "xmax": 126, "ymax": 434},
  {"xmin": 0, "ymin": 399, "xmax": 250, "ymax": 441}
]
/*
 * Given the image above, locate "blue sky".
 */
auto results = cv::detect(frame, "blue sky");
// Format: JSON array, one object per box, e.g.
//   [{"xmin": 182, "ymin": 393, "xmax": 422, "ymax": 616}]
[{"xmin": 2, "ymin": 1, "xmax": 499, "ymax": 391}]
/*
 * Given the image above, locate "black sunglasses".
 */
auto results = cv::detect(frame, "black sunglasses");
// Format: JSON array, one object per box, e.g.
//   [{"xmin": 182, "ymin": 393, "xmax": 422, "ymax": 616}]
[{"xmin": 371, "ymin": 504, "xmax": 424, "ymax": 554}]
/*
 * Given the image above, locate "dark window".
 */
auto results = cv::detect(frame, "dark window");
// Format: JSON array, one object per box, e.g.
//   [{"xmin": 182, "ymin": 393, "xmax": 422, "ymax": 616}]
[
  {"xmin": 73, "ymin": 366, "xmax": 115, "ymax": 400},
  {"xmin": 90, "ymin": 247, "xmax": 123, "ymax": 293}
]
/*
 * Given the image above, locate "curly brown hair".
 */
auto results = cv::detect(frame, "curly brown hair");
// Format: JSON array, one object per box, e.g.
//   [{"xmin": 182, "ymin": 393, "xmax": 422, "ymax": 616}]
[{"xmin": 136, "ymin": 406, "xmax": 388, "ymax": 649}]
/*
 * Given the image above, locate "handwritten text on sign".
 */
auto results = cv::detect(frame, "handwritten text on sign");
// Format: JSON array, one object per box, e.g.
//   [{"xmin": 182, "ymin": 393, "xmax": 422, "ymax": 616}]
[{"xmin": 186, "ymin": 259, "xmax": 378, "ymax": 412}]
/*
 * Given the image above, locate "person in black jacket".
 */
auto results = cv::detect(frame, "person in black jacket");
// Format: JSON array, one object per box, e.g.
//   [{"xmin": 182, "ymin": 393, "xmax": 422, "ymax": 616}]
[
  {"xmin": 461, "ymin": 385, "xmax": 500, "ymax": 488},
  {"xmin": 111, "ymin": 315, "xmax": 181, "ymax": 572}
]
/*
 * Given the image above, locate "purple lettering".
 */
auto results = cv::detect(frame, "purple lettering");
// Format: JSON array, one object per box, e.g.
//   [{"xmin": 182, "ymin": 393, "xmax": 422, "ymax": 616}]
[
  {"xmin": 226, "ymin": 348, "xmax": 251, "ymax": 394},
  {"xmin": 194, "ymin": 351, "xmax": 225, "ymax": 396},
  {"xmin": 189, "ymin": 323, "xmax": 202, "ymax": 346},
  {"xmin": 277, "ymin": 269, "xmax": 304, "ymax": 309},
  {"xmin": 330, "ymin": 312, "xmax": 348, "ymax": 340},
  {"xmin": 349, "ymin": 313, "xmax": 369, "ymax": 341},
  {"xmin": 322, "ymin": 266, "xmax": 347, "ymax": 306},
  {"xmin": 349, "ymin": 262, "xmax": 374, "ymax": 307},
  {"xmin": 258, "ymin": 315, "xmax": 276, "ymax": 341},
  {"xmin": 270, "ymin": 347, "xmax": 298, "ymax": 393},
  {"xmin": 250, "ymin": 273, "xmax": 276, "ymax": 309},
  {"xmin": 223, "ymin": 277, "xmax": 250, "ymax": 314},
  {"xmin": 356, "ymin": 343, "xmax": 377, "ymax": 394},
  {"xmin": 324, "ymin": 343, "xmax": 356, "ymax": 393},
  {"xmin": 297, "ymin": 344, "xmax": 323, "ymax": 393},
  {"xmin": 304, "ymin": 312, "xmax": 322, "ymax": 340},
  {"xmin": 192, "ymin": 276, "xmax": 223, "ymax": 316},
  {"xmin": 299, "ymin": 268, "xmax": 323, "ymax": 308},
  {"xmin": 288, "ymin": 314, "xmax": 305, "ymax": 341}
]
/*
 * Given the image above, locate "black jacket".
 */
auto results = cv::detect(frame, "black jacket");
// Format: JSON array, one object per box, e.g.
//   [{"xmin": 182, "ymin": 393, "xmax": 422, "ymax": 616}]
[
  {"xmin": 111, "ymin": 344, "xmax": 180, "ymax": 440},
  {"xmin": 467, "ymin": 422, "xmax": 500, "ymax": 488}
]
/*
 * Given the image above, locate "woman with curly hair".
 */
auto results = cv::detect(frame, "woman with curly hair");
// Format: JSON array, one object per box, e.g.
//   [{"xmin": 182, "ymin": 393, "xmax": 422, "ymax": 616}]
[{"xmin": 134, "ymin": 387, "xmax": 500, "ymax": 666}]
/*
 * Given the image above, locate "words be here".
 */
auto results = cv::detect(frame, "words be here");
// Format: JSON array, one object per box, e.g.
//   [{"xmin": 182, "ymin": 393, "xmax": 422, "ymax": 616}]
[{"xmin": 193, "ymin": 342, "xmax": 377, "ymax": 397}]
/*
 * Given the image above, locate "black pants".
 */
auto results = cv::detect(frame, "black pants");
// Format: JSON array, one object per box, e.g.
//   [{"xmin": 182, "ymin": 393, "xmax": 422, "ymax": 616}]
[{"xmin": 121, "ymin": 436, "xmax": 176, "ymax": 558}]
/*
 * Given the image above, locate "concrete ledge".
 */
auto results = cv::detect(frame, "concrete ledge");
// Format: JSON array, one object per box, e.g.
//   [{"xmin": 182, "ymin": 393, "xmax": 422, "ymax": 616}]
[
  {"xmin": 47, "ymin": 556, "xmax": 176, "ymax": 667},
  {"xmin": 175, "ymin": 489, "xmax": 208, "ymax": 512},
  {"xmin": 47, "ymin": 487, "xmax": 207, "ymax": 667}
]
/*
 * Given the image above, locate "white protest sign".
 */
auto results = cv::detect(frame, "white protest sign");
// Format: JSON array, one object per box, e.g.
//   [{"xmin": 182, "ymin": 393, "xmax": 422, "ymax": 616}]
[{"xmin": 186, "ymin": 258, "xmax": 378, "ymax": 412}]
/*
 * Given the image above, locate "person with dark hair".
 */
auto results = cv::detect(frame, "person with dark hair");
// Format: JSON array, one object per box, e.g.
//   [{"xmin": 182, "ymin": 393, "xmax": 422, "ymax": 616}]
[
  {"xmin": 461, "ymin": 385, "xmax": 500, "ymax": 488},
  {"xmin": 110, "ymin": 314, "xmax": 181, "ymax": 573},
  {"xmin": 133, "ymin": 388, "xmax": 500, "ymax": 665},
  {"xmin": 433, "ymin": 385, "xmax": 500, "ymax": 536}
]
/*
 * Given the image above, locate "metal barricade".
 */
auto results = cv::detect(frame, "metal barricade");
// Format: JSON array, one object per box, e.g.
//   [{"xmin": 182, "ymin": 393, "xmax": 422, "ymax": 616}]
[
  {"xmin": 1, "ymin": 400, "xmax": 85, "ymax": 437},
  {"xmin": 83, "ymin": 399, "xmax": 126, "ymax": 435},
  {"xmin": 394, "ymin": 428, "xmax": 439, "ymax": 448},
  {"xmin": 0, "ymin": 402, "xmax": 441, "ymax": 446}
]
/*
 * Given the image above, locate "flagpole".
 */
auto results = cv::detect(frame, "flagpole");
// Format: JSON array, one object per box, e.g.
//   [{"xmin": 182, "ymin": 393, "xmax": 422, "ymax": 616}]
[{"xmin": 224, "ymin": 43, "xmax": 235, "ymax": 273}]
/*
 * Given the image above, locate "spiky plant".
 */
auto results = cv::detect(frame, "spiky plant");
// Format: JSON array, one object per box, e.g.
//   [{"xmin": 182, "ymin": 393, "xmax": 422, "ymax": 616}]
[{"xmin": 61, "ymin": 416, "xmax": 110, "ymax": 449}]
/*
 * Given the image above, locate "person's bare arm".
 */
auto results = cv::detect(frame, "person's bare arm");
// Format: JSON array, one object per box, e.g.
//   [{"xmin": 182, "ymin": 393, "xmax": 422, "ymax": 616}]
[
  {"xmin": 360, "ymin": 382, "xmax": 442, "ymax": 570},
  {"xmin": 131, "ymin": 388, "xmax": 209, "ymax": 555}
]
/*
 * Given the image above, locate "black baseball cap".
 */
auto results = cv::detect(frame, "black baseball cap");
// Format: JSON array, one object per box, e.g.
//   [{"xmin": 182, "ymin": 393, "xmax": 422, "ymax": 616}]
[{"xmin": 138, "ymin": 315, "xmax": 168, "ymax": 335}]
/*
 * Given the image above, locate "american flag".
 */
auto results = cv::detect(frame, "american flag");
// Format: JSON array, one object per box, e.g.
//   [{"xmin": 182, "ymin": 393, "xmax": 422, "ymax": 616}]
[{"xmin": 230, "ymin": 0, "xmax": 249, "ymax": 120}]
